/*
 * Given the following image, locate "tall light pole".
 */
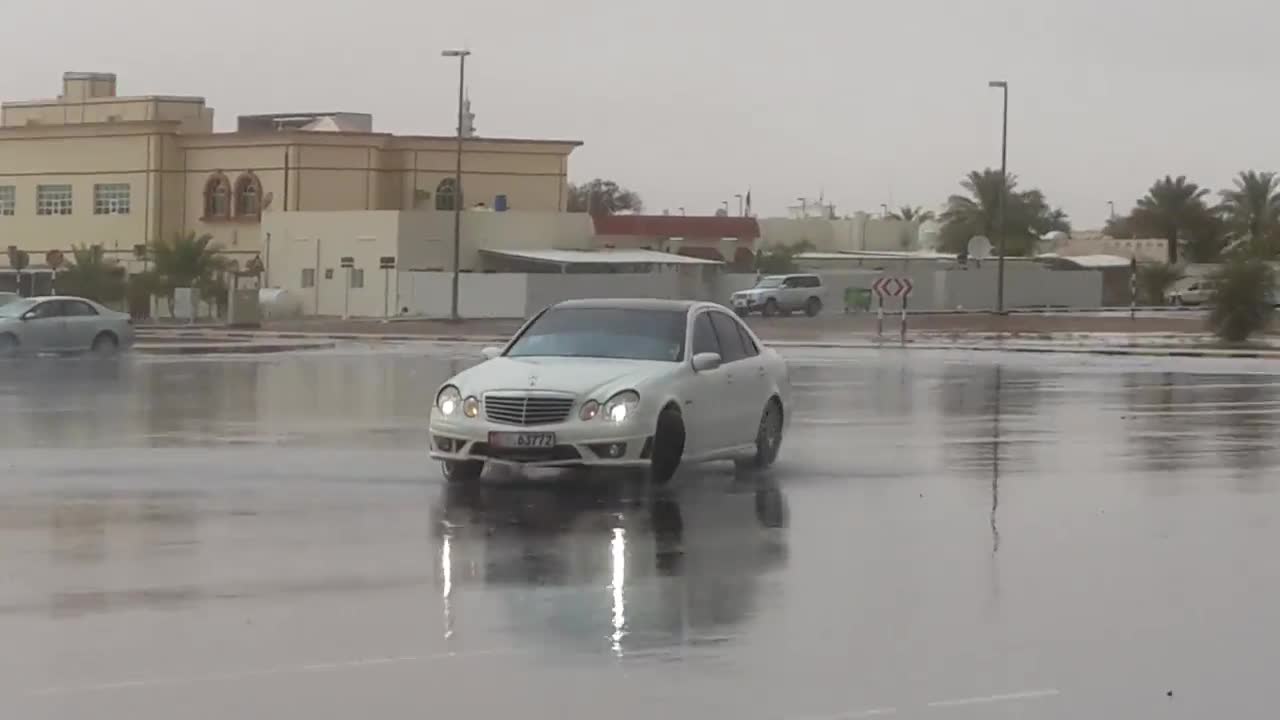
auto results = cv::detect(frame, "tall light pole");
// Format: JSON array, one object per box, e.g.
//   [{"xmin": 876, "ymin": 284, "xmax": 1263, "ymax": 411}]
[
  {"xmin": 880, "ymin": 203, "xmax": 889, "ymax": 219},
  {"xmin": 989, "ymin": 80, "xmax": 1009, "ymax": 314},
  {"xmin": 443, "ymin": 48, "xmax": 471, "ymax": 321},
  {"xmin": 1107, "ymin": 200, "xmax": 1116, "ymax": 219},
  {"xmin": 734, "ymin": 193, "xmax": 744, "ymax": 216}
]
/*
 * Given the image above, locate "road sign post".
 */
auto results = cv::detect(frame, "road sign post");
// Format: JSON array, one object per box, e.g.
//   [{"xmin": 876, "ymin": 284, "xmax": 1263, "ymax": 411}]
[
  {"xmin": 340, "ymin": 256, "xmax": 355, "ymax": 320},
  {"xmin": 379, "ymin": 256, "xmax": 396, "ymax": 318},
  {"xmin": 872, "ymin": 276, "xmax": 914, "ymax": 343}
]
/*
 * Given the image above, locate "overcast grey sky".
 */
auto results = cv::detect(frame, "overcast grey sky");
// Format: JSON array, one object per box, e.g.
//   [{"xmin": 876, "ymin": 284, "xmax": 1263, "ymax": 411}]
[{"xmin": 3, "ymin": 0, "xmax": 1276, "ymax": 227}]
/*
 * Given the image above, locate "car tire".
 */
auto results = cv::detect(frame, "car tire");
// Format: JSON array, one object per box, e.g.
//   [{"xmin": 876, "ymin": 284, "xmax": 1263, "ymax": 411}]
[
  {"xmin": 804, "ymin": 297, "xmax": 822, "ymax": 317},
  {"xmin": 91, "ymin": 332, "xmax": 119, "ymax": 356},
  {"xmin": 649, "ymin": 406, "xmax": 685, "ymax": 486},
  {"xmin": 442, "ymin": 460, "xmax": 484, "ymax": 483},
  {"xmin": 736, "ymin": 399, "xmax": 783, "ymax": 471},
  {"xmin": 0, "ymin": 333, "xmax": 18, "ymax": 358},
  {"xmin": 735, "ymin": 307, "xmax": 749, "ymax": 317},
  {"xmin": 762, "ymin": 299, "xmax": 779, "ymax": 317}
]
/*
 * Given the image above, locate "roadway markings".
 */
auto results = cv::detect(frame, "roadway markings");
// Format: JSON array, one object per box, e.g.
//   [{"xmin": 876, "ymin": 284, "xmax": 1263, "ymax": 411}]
[
  {"xmin": 787, "ymin": 687, "xmax": 1060, "ymax": 719},
  {"xmin": 26, "ymin": 648, "xmax": 524, "ymax": 697}
]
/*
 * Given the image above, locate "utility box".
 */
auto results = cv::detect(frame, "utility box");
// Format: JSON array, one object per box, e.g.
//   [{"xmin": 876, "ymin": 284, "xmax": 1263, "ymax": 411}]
[{"xmin": 226, "ymin": 287, "xmax": 261, "ymax": 328}]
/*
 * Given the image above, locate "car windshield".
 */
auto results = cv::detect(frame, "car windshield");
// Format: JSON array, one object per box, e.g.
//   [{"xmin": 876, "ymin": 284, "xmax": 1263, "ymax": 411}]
[
  {"xmin": 0, "ymin": 298, "xmax": 37, "ymax": 318},
  {"xmin": 754, "ymin": 276, "xmax": 785, "ymax": 288},
  {"xmin": 506, "ymin": 307, "xmax": 687, "ymax": 362}
]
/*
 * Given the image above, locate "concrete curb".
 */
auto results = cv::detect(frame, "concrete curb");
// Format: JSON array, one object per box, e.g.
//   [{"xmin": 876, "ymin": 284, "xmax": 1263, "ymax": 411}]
[
  {"xmin": 767, "ymin": 340, "xmax": 1280, "ymax": 359},
  {"xmin": 136, "ymin": 340, "xmax": 337, "ymax": 355}
]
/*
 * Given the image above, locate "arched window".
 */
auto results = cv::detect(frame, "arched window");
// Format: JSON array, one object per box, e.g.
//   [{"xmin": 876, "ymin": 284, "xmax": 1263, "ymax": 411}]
[
  {"xmin": 204, "ymin": 173, "xmax": 231, "ymax": 220},
  {"xmin": 234, "ymin": 173, "xmax": 262, "ymax": 218},
  {"xmin": 435, "ymin": 178, "xmax": 459, "ymax": 211}
]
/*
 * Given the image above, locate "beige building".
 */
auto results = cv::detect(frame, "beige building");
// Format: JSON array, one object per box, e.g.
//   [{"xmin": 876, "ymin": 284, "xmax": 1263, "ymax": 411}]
[{"xmin": 0, "ymin": 71, "xmax": 581, "ymax": 270}]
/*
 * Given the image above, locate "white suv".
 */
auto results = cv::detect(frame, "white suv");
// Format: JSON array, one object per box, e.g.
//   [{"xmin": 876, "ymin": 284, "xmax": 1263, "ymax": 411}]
[{"xmin": 731, "ymin": 274, "xmax": 825, "ymax": 317}]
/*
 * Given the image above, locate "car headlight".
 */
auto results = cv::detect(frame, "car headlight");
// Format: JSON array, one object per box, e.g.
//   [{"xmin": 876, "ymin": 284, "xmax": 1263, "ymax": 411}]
[
  {"xmin": 436, "ymin": 385, "xmax": 461, "ymax": 416},
  {"xmin": 580, "ymin": 399, "xmax": 600, "ymax": 421},
  {"xmin": 602, "ymin": 391, "xmax": 640, "ymax": 424},
  {"xmin": 463, "ymin": 396, "xmax": 480, "ymax": 418}
]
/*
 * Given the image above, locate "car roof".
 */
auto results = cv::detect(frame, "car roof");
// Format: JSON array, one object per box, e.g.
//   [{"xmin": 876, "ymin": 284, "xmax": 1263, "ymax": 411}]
[{"xmin": 551, "ymin": 298, "xmax": 701, "ymax": 312}]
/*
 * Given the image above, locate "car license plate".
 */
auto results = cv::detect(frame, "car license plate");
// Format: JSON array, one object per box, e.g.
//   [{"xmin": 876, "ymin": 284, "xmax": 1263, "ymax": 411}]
[{"xmin": 489, "ymin": 432, "xmax": 556, "ymax": 449}]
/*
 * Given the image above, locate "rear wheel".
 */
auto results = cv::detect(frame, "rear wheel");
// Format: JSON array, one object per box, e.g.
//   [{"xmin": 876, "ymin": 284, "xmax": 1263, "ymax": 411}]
[
  {"xmin": 805, "ymin": 297, "xmax": 822, "ymax": 317},
  {"xmin": 91, "ymin": 332, "xmax": 119, "ymax": 356},
  {"xmin": 442, "ymin": 460, "xmax": 484, "ymax": 483},
  {"xmin": 649, "ymin": 407, "xmax": 686, "ymax": 486},
  {"xmin": 736, "ymin": 399, "xmax": 784, "ymax": 471},
  {"xmin": 0, "ymin": 333, "xmax": 17, "ymax": 358}
]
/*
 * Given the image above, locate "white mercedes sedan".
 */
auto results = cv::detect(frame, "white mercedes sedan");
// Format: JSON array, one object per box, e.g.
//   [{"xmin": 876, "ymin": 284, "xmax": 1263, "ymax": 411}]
[{"xmin": 429, "ymin": 299, "xmax": 792, "ymax": 484}]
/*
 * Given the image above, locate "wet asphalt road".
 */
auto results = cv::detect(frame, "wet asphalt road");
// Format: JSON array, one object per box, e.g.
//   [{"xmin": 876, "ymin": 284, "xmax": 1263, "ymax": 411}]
[{"xmin": 3, "ymin": 344, "xmax": 1280, "ymax": 719}]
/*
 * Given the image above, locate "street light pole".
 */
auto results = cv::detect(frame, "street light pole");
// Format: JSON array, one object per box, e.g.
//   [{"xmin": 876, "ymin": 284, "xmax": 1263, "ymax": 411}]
[
  {"xmin": 443, "ymin": 48, "xmax": 471, "ymax": 321},
  {"xmin": 734, "ymin": 194, "xmax": 744, "ymax": 216},
  {"xmin": 1107, "ymin": 200, "xmax": 1116, "ymax": 219},
  {"xmin": 989, "ymin": 80, "xmax": 1009, "ymax": 314}
]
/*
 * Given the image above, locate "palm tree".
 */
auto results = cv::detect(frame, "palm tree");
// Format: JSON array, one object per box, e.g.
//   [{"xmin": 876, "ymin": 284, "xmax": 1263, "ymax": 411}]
[
  {"xmin": 1217, "ymin": 170, "xmax": 1280, "ymax": 256},
  {"xmin": 938, "ymin": 169, "xmax": 1069, "ymax": 256},
  {"xmin": 888, "ymin": 206, "xmax": 935, "ymax": 223},
  {"xmin": 55, "ymin": 244, "xmax": 126, "ymax": 304},
  {"xmin": 148, "ymin": 231, "xmax": 230, "ymax": 317},
  {"xmin": 1130, "ymin": 175, "xmax": 1211, "ymax": 265}
]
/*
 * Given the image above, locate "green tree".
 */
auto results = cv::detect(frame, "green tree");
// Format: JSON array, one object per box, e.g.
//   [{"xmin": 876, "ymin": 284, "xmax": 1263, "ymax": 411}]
[
  {"xmin": 148, "ymin": 231, "xmax": 230, "ymax": 316},
  {"xmin": 1129, "ymin": 175, "xmax": 1211, "ymax": 265},
  {"xmin": 938, "ymin": 169, "xmax": 1070, "ymax": 255},
  {"xmin": 1217, "ymin": 170, "xmax": 1280, "ymax": 257},
  {"xmin": 755, "ymin": 240, "xmax": 815, "ymax": 274},
  {"xmin": 888, "ymin": 206, "xmax": 935, "ymax": 223},
  {"xmin": 1136, "ymin": 263, "xmax": 1184, "ymax": 305},
  {"xmin": 567, "ymin": 179, "xmax": 644, "ymax": 214},
  {"xmin": 1183, "ymin": 212, "xmax": 1228, "ymax": 263},
  {"xmin": 1207, "ymin": 258, "xmax": 1276, "ymax": 342},
  {"xmin": 54, "ymin": 244, "xmax": 126, "ymax": 304}
]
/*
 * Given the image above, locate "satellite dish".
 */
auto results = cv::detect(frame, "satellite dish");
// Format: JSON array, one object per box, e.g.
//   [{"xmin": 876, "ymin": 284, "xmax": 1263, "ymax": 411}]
[{"xmin": 967, "ymin": 235, "xmax": 992, "ymax": 260}]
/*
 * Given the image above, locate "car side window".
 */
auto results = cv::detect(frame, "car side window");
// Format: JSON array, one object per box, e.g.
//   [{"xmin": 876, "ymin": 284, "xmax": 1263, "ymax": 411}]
[
  {"xmin": 783, "ymin": 277, "xmax": 800, "ymax": 288},
  {"xmin": 709, "ymin": 312, "xmax": 748, "ymax": 363},
  {"xmin": 65, "ymin": 301, "xmax": 98, "ymax": 317},
  {"xmin": 804, "ymin": 276, "xmax": 821, "ymax": 288},
  {"xmin": 27, "ymin": 301, "xmax": 62, "ymax": 319},
  {"xmin": 692, "ymin": 312, "xmax": 719, "ymax": 356},
  {"xmin": 734, "ymin": 319, "xmax": 760, "ymax": 357}
]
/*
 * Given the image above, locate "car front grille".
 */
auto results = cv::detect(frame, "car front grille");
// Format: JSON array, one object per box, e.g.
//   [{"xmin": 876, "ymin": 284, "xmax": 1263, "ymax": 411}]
[{"xmin": 483, "ymin": 394, "xmax": 575, "ymax": 426}]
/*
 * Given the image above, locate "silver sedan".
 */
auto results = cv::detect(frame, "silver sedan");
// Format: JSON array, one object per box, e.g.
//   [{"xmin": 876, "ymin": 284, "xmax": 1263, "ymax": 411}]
[{"xmin": 0, "ymin": 296, "xmax": 135, "ymax": 357}]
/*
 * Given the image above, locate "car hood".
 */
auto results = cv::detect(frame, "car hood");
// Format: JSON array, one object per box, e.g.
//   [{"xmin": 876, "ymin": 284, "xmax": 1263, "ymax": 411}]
[{"xmin": 450, "ymin": 356, "xmax": 675, "ymax": 399}]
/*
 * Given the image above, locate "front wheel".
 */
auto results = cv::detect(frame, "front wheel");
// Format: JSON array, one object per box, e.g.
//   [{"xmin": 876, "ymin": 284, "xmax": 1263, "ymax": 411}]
[
  {"xmin": 0, "ymin": 333, "xmax": 17, "ymax": 358},
  {"xmin": 762, "ymin": 299, "xmax": 779, "ymax": 317},
  {"xmin": 736, "ymin": 400, "xmax": 783, "ymax": 471},
  {"xmin": 804, "ymin": 297, "xmax": 822, "ymax": 317},
  {"xmin": 442, "ymin": 460, "xmax": 484, "ymax": 483},
  {"xmin": 649, "ymin": 407, "xmax": 686, "ymax": 486}
]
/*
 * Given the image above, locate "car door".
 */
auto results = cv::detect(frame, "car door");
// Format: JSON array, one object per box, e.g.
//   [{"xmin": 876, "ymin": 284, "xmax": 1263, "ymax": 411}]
[
  {"xmin": 781, "ymin": 276, "xmax": 804, "ymax": 311},
  {"xmin": 708, "ymin": 310, "xmax": 768, "ymax": 447},
  {"xmin": 683, "ymin": 310, "xmax": 732, "ymax": 456},
  {"xmin": 60, "ymin": 299, "xmax": 101, "ymax": 350},
  {"xmin": 20, "ymin": 300, "xmax": 69, "ymax": 351}
]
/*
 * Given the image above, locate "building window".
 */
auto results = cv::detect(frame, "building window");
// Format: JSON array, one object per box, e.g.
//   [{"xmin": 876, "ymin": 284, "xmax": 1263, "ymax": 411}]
[
  {"xmin": 301, "ymin": 268, "xmax": 316, "ymax": 288},
  {"xmin": 203, "ymin": 174, "xmax": 231, "ymax": 219},
  {"xmin": 36, "ymin": 185, "xmax": 73, "ymax": 216},
  {"xmin": 349, "ymin": 268, "xmax": 364, "ymax": 289},
  {"xmin": 93, "ymin": 183, "xmax": 131, "ymax": 215},
  {"xmin": 234, "ymin": 173, "xmax": 261, "ymax": 218},
  {"xmin": 435, "ymin": 178, "xmax": 458, "ymax": 211},
  {"xmin": 0, "ymin": 186, "xmax": 13, "ymax": 216}
]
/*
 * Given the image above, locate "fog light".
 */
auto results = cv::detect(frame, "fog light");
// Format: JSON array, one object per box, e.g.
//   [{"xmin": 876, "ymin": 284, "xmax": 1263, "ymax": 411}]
[
  {"xmin": 608, "ymin": 443, "xmax": 625, "ymax": 458},
  {"xmin": 590, "ymin": 442, "xmax": 627, "ymax": 458}
]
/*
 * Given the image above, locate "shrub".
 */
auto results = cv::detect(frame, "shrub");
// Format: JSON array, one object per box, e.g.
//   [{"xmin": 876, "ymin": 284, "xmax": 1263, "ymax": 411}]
[
  {"xmin": 1207, "ymin": 258, "xmax": 1276, "ymax": 342},
  {"xmin": 1136, "ymin": 263, "xmax": 1184, "ymax": 305}
]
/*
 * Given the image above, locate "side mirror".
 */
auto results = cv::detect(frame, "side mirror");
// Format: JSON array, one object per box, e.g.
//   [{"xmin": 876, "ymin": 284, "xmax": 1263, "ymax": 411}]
[
  {"xmin": 19, "ymin": 312, "xmax": 33, "ymax": 322},
  {"xmin": 480, "ymin": 346, "xmax": 501, "ymax": 360},
  {"xmin": 691, "ymin": 352, "xmax": 722, "ymax": 372}
]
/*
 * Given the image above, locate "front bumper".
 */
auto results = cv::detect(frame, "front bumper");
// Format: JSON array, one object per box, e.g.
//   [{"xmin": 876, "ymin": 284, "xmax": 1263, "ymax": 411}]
[
  {"xmin": 429, "ymin": 415, "xmax": 655, "ymax": 469},
  {"xmin": 732, "ymin": 295, "xmax": 764, "ymax": 311}
]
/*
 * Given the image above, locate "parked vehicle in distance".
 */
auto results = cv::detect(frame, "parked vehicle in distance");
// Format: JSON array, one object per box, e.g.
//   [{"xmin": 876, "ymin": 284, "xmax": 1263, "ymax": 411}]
[
  {"xmin": 0, "ymin": 292, "xmax": 19, "ymax": 307},
  {"xmin": 428, "ymin": 298, "xmax": 792, "ymax": 485},
  {"xmin": 1165, "ymin": 279, "xmax": 1210, "ymax": 306},
  {"xmin": 731, "ymin": 274, "xmax": 825, "ymax": 317},
  {"xmin": 0, "ymin": 296, "xmax": 136, "ymax": 357}
]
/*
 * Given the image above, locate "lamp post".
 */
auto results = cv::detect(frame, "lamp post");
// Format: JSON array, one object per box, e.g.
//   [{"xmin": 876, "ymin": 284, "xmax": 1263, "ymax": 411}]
[
  {"xmin": 1107, "ymin": 200, "xmax": 1116, "ymax": 219},
  {"xmin": 734, "ymin": 193, "xmax": 744, "ymax": 216},
  {"xmin": 880, "ymin": 203, "xmax": 889, "ymax": 219},
  {"xmin": 442, "ymin": 48, "xmax": 471, "ymax": 321},
  {"xmin": 988, "ymin": 80, "xmax": 1009, "ymax": 314}
]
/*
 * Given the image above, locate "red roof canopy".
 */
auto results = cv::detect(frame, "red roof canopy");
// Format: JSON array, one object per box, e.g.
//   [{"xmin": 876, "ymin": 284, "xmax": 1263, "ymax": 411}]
[{"xmin": 592, "ymin": 214, "xmax": 760, "ymax": 239}]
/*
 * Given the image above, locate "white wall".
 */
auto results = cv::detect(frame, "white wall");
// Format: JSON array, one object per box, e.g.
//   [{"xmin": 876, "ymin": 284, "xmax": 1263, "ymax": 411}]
[
  {"xmin": 262, "ymin": 210, "xmax": 400, "ymax": 316},
  {"xmin": 937, "ymin": 265, "xmax": 1104, "ymax": 310},
  {"xmin": 397, "ymin": 272, "xmax": 527, "ymax": 318},
  {"xmin": 524, "ymin": 272, "xmax": 683, "ymax": 313}
]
